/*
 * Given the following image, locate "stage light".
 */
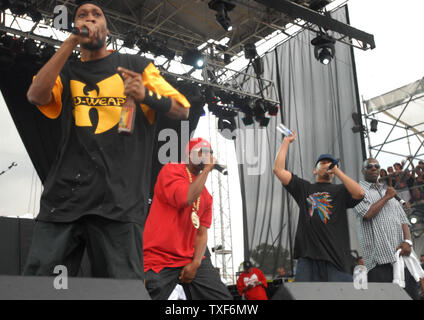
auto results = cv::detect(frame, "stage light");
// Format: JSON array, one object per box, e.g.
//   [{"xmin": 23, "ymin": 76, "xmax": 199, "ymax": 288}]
[
  {"xmin": 136, "ymin": 35, "xmax": 175, "ymax": 60},
  {"xmin": 0, "ymin": 34, "xmax": 16, "ymax": 69},
  {"xmin": 40, "ymin": 44, "xmax": 56, "ymax": 60},
  {"xmin": 351, "ymin": 112, "xmax": 365, "ymax": 133},
  {"xmin": 182, "ymin": 49, "xmax": 205, "ymax": 69},
  {"xmin": 264, "ymin": 101, "xmax": 279, "ymax": 116},
  {"xmin": 309, "ymin": 0, "xmax": 330, "ymax": 11},
  {"xmin": 23, "ymin": 38, "xmax": 38, "ymax": 56},
  {"xmin": 252, "ymin": 57, "xmax": 263, "ymax": 76},
  {"xmin": 208, "ymin": 0, "xmax": 235, "ymax": 32},
  {"xmin": 27, "ymin": 7, "xmax": 42, "ymax": 23},
  {"xmin": 123, "ymin": 31, "xmax": 137, "ymax": 48},
  {"xmin": 370, "ymin": 119, "xmax": 378, "ymax": 133},
  {"xmin": 244, "ymin": 43, "xmax": 257, "ymax": 60},
  {"xmin": 218, "ymin": 117, "xmax": 237, "ymax": 140},
  {"xmin": 311, "ymin": 34, "xmax": 335, "ymax": 65},
  {"xmin": 242, "ymin": 114, "xmax": 254, "ymax": 126},
  {"xmin": 8, "ymin": 0, "xmax": 26, "ymax": 15},
  {"xmin": 0, "ymin": 0, "xmax": 10, "ymax": 11},
  {"xmin": 253, "ymin": 100, "xmax": 270, "ymax": 127},
  {"xmin": 411, "ymin": 217, "xmax": 418, "ymax": 224}
]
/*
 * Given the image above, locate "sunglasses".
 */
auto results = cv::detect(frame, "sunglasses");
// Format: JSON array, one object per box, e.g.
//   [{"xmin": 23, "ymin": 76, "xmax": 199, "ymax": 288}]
[{"xmin": 366, "ymin": 163, "xmax": 380, "ymax": 170}]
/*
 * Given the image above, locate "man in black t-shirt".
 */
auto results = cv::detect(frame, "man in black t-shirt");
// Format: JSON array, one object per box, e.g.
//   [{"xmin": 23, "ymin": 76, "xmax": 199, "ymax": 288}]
[
  {"xmin": 24, "ymin": 1, "xmax": 190, "ymax": 279},
  {"xmin": 273, "ymin": 132, "xmax": 364, "ymax": 282}
]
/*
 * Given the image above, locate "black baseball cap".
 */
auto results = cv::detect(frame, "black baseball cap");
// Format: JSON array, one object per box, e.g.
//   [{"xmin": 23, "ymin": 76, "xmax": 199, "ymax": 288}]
[
  {"xmin": 73, "ymin": 1, "xmax": 105, "ymax": 21},
  {"xmin": 243, "ymin": 261, "xmax": 252, "ymax": 270},
  {"xmin": 315, "ymin": 153, "xmax": 338, "ymax": 166}
]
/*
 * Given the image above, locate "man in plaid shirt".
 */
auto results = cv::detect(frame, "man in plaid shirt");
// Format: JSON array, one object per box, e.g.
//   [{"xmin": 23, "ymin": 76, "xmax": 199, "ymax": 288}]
[{"xmin": 354, "ymin": 158, "xmax": 420, "ymax": 299}]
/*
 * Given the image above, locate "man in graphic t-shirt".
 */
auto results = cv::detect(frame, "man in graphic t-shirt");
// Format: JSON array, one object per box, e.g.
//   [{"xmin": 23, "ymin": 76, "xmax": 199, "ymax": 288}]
[
  {"xmin": 24, "ymin": 1, "xmax": 190, "ymax": 279},
  {"xmin": 273, "ymin": 132, "xmax": 364, "ymax": 282}
]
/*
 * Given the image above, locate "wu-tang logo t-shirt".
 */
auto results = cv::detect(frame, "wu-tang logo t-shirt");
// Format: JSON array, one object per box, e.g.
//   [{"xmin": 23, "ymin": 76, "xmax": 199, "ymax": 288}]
[{"xmin": 70, "ymin": 74, "xmax": 126, "ymax": 134}]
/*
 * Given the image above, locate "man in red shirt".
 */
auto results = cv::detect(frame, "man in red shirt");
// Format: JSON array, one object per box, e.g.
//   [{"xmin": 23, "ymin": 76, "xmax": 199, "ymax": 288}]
[
  {"xmin": 143, "ymin": 138, "xmax": 232, "ymax": 300},
  {"xmin": 236, "ymin": 261, "xmax": 269, "ymax": 300}
]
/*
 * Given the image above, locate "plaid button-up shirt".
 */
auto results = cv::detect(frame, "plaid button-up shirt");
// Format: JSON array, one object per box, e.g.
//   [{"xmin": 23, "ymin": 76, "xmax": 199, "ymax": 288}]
[{"xmin": 354, "ymin": 180, "xmax": 410, "ymax": 272}]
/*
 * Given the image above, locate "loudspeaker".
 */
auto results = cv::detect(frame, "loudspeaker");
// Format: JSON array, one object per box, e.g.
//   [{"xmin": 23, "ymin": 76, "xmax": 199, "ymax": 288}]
[
  {"xmin": 272, "ymin": 282, "xmax": 411, "ymax": 300},
  {"xmin": 0, "ymin": 276, "xmax": 151, "ymax": 300}
]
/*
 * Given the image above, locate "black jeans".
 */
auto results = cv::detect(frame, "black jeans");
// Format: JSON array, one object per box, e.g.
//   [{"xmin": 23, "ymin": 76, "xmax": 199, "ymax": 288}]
[
  {"xmin": 145, "ymin": 255, "xmax": 233, "ymax": 300},
  {"xmin": 368, "ymin": 263, "xmax": 420, "ymax": 300},
  {"xmin": 23, "ymin": 215, "xmax": 144, "ymax": 280}
]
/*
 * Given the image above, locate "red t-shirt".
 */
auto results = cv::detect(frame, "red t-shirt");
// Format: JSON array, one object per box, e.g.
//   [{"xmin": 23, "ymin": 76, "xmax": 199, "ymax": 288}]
[
  {"xmin": 236, "ymin": 268, "xmax": 269, "ymax": 300},
  {"xmin": 143, "ymin": 163, "xmax": 213, "ymax": 273}
]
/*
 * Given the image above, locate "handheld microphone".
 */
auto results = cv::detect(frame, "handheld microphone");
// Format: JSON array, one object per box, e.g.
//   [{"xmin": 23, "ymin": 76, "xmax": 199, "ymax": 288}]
[
  {"xmin": 214, "ymin": 164, "xmax": 228, "ymax": 175},
  {"xmin": 327, "ymin": 159, "xmax": 340, "ymax": 171},
  {"xmin": 394, "ymin": 195, "xmax": 406, "ymax": 206},
  {"xmin": 71, "ymin": 27, "xmax": 89, "ymax": 37}
]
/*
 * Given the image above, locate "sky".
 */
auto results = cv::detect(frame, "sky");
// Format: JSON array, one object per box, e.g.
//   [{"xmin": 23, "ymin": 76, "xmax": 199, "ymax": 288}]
[{"xmin": 0, "ymin": 0, "xmax": 423, "ymax": 283}]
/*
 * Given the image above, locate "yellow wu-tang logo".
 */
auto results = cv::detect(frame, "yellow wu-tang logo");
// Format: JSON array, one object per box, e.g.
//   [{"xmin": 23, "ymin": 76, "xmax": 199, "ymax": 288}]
[{"xmin": 71, "ymin": 74, "xmax": 126, "ymax": 134}]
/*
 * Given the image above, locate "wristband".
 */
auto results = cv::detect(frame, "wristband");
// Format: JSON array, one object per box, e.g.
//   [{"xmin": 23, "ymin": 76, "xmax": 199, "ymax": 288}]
[
  {"xmin": 142, "ymin": 87, "xmax": 172, "ymax": 113},
  {"xmin": 403, "ymin": 239, "xmax": 413, "ymax": 246}
]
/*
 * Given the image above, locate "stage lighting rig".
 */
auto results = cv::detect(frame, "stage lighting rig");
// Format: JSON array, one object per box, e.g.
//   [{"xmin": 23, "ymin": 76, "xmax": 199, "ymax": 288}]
[
  {"xmin": 311, "ymin": 34, "xmax": 335, "ymax": 65},
  {"xmin": 208, "ymin": 0, "xmax": 235, "ymax": 32},
  {"xmin": 182, "ymin": 49, "xmax": 205, "ymax": 69}
]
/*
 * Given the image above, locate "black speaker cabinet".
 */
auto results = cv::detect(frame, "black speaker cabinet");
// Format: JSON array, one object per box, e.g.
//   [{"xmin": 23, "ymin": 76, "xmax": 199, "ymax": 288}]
[
  {"xmin": 0, "ymin": 276, "xmax": 151, "ymax": 300},
  {"xmin": 272, "ymin": 282, "xmax": 411, "ymax": 300}
]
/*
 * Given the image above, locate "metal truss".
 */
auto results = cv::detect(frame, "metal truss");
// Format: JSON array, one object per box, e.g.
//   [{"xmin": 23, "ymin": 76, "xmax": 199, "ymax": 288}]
[
  {"xmin": 207, "ymin": 111, "xmax": 235, "ymax": 285},
  {"xmin": 361, "ymin": 78, "xmax": 424, "ymax": 163}
]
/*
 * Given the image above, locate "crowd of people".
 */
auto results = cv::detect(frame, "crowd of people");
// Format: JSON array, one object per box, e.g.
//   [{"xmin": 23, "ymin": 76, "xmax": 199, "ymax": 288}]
[{"xmin": 378, "ymin": 157, "xmax": 424, "ymax": 208}]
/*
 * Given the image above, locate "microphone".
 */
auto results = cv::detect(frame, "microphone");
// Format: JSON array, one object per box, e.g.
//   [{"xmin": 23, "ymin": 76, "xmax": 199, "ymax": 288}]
[
  {"xmin": 214, "ymin": 164, "xmax": 228, "ymax": 175},
  {"xmin": 71, "ymin": 27, "xmax": 89, "ymax": 37},
  {"xmin": 327, "ymin": 159, "xmax": 340, "ymax": 171},
  {"xmin": 394, "ymin": 195, "xmax": 406, "ymax": 206}
]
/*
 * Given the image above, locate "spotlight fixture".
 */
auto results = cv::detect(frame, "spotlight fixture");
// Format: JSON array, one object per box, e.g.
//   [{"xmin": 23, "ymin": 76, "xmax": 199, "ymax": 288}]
[
  {"xmin": 242, "ymin": 114, "xmax": 254, "ymax": 126},
  {"xmin": 182, "ymin": 49, "xmax": 205, "ymax": 69},
  {"xmin": 252, "ymin": 57, "xmax": 263, "ymax": 76},
  {"xmin": 123, "ymin": 31, "xmax": 137, "ymax": 49},
  {"xmin": 218, "ymin": 117, "xmax": 237, "ymax": 140},
  {"xmin": 370, "ymin": 119, "xmax": 378, "ymax": 133},
  {"xmin": 0, "ymin": 0, "xmax": 10, "ymax": 11},
  {"xmin": 40, "ymin": 44, "xmax": 56, "ymax": 61},
  {"xmin": 253, "ymin": 100, "xmax": 270, "ymax": 127},
  {"xmin": 309, "ymin": 0, "xmax": 330, "ymax": 12},
  {"xmin": 351, "ymin": 112, "xmax": 365, "ymax": 134},
  {"xmin": 136, "ymin": 35, "xmax": 175, "ymax": 60},
  {"xmin": 23, "ymin": 38, "xmax": 38, "ymax": 56},
  {"xmin": 8, "ymin": 0, "xmax": 26, "ymax": 16},
  {"xmin": 244, "ymin": 43, "xmax": 257, "ymax": 60},
  {"xmin": 311, "ymin": 34, "xmax": 335, "ymax": 65},
  {"xmin": 208, "ymin": 0, "xmax": 235, "ymax": 32},
  {"xmin": 264, "ymin": 101, "xmax": 279, "ymax": 116}
]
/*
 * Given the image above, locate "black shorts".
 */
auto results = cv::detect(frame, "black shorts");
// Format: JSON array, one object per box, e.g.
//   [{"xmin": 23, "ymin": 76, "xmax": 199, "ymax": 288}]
[
  {"xmin": 23, "ymin": 215, "xmax": 144, "ymax": 280},
  {"xmin": 145, "ymin": 255, "xmax": 233, "ymax": 300}
]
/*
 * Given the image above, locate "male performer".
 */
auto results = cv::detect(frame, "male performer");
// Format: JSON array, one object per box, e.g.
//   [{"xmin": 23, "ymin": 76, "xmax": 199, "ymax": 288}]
[
  {"xmin": 236, "ymin": 261, "xmax": 268, "ymax": 300},
  {"xmin": 273, "ymin": 132, "xmax": 365, "ymax": 281},
  {"xmin": 24, "ymin": 1, "xmax": 190, "ymax": 279},
  {"xmin": 354, "ymin": 158, "xmax": 424, "ymax": 299},
  {"xmin": 143, "ymin": 138, "xmax": 232, "ymax": 300}
]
